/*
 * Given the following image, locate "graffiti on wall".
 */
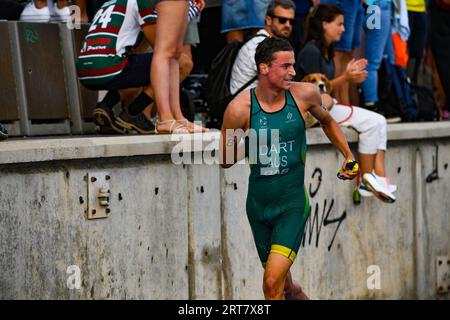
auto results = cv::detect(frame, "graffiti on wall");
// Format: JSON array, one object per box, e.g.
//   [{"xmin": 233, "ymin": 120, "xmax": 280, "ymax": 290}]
[{"xmin": 302, "ymin": 168, "xmax": 347, "ymax": 251}]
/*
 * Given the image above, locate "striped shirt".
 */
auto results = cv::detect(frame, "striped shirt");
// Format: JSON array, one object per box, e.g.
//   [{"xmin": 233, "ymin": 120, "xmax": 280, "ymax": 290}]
[{"xmin": 76, "ymin": 0, "xmax": 157, "ymax": 86}]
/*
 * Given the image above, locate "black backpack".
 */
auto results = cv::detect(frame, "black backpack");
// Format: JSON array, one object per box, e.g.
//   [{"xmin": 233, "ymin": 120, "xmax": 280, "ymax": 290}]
[
  {"xmin": 411, "ymin": 84, "xmax": 438, "ymax": 121},
  {"xmin": 205, "ymin": 35, "xmax": 267, "ymax": 128},
  {"xmin": 377, "ymin": 58, "xmax": 417, "ymax": 121}
]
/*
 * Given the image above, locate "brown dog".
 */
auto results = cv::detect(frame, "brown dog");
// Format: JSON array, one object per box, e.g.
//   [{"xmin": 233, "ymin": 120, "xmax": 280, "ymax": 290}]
[
  {"xmin": 301, "ymin": 73, "xmax": 333, "ymax": 94},
  {"xmin": 301, "ymin": 73, "xmax": 333, "ymax": 128}
]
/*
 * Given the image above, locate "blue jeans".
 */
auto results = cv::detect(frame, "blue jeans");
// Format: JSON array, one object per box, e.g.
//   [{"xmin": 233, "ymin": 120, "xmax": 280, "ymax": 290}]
[
  {"xmin": 361, "ymin": 0, "xmax": 394, "ymax": 103},
  {"xmin": 221, "ymin": 0, "xmax": 270, "ymax": 33}
]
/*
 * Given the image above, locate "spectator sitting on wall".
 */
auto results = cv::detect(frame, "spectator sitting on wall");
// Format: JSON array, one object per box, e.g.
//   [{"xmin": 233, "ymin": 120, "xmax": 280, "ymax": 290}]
[
  {"xmin": 296, "ymin": 4, "xmax": 397, "ymax": 203},
  {"xmin": 76, "ymin": 0, "xmax": 205, "ymax": 134}
]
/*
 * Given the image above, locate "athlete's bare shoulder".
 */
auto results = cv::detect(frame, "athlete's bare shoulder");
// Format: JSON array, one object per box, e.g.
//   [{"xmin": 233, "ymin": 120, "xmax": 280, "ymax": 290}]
[
  {"xmin": 289, "ymin": 82, "xmax": 321, "ymax": 103},
  {"xmin": 289, "ymin": 82, "xmax": 321, "ymax": 112}
]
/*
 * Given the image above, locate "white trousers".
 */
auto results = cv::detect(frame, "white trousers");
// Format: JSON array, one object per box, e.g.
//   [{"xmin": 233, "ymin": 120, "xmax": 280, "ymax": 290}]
[{"xmin": 329, "ymin": 103, "xmax": 387, "ymax": 154}]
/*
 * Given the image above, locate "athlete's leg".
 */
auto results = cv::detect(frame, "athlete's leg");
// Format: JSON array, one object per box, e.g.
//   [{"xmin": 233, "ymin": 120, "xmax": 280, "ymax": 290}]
[
  {"xmin": 263, "ymin": 253, "xmax": 292, "ymax": 300},
  {"xmin": 284, "ymin": 270, "xmax": 309, "ymax": 300}
]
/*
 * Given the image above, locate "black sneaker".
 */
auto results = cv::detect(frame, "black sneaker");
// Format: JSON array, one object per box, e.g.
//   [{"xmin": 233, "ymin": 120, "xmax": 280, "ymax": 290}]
[
  {"xmin": 93, "ymin": 106, "xmax": 126, "ymax": 134},
  {"xmin": 0, "ymin": 123, "xmax": 8, "ymax": 140},
  {"xmin": 115, "ymin": 111, "xmax": 155, "ymax": 134},
  {"xmin": 363, "ymin": 101, "xmax": 380, "ymax": 113}
]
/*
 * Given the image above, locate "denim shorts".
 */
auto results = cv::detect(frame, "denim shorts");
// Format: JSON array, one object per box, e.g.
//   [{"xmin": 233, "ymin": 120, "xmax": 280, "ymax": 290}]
[
  {"xmin": 321, "ymin": 0, "xmax": 364, "ymax": 51},
  {"xmin": 221, "ymin": 0, "xmax": 271, "ymax": 33},
  {"xmin": 84, "ymin": 53, "xmax": 152, "ymax": 91}
]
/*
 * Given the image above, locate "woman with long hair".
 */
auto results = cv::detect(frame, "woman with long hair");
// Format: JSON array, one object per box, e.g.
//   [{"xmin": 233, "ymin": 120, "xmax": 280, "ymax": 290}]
[{"xmin": 296, "ymin": 4, "xmax": 397, "ymax": 203}]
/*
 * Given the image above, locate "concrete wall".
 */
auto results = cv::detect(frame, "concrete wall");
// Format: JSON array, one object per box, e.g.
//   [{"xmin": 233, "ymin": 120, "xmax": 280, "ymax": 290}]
[{"xmin": 0, "ymin": 123, "xmax": 449, "ymax": 299}]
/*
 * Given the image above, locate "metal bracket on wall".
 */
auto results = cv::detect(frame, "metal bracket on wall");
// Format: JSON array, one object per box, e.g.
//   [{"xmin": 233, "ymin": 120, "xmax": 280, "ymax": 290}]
[
  {"xmin": 85, "ymin": 172, "xmax": 111, "ymax": 220},
  {"xmin": 436, "ymin": 256, "xmax": 450, "ymax": 294}
]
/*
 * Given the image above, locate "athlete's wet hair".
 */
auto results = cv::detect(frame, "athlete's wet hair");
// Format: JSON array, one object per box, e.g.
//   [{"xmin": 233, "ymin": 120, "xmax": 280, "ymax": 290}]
[{"xmin": 255, "ymin": 37, "xmax": 294, "ymax": 73}]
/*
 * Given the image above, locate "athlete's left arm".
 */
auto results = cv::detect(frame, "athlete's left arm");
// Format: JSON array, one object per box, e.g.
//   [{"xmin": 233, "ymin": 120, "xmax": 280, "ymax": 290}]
[{"xmin": 296, "ymin": 83, "xmax": 358, "ymax": 180}]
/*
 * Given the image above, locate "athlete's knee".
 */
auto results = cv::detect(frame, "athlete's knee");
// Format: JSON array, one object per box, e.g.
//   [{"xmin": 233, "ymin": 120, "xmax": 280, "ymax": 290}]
[{"xmin": 263, "ymin": 275, "xmax": 285, "ymax": 299}]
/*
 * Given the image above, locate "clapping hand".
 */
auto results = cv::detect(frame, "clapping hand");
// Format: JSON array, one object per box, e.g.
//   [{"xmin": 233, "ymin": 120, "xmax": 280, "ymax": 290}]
[{"xmin": 345, "ymin": 58, "xmax": 368, "ymax": 84}]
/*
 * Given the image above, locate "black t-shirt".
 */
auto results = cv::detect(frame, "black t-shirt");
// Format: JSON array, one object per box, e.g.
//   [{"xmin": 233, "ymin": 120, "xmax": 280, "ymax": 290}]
[{"xmin": 295, "ymin": 41, "xmax": 335, "ymax": 81}]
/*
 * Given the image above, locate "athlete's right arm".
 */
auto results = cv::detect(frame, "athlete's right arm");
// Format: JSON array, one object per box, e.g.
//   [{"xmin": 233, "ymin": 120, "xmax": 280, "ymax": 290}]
[{"xmin": 220, "ymin": 94, "xmax": 250, "ymax": 168}]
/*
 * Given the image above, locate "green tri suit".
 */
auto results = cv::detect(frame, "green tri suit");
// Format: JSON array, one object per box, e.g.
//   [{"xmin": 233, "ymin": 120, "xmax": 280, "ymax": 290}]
[{"xmin": 245, "ymin": 88, "xmax": 309, "ymax": 264}]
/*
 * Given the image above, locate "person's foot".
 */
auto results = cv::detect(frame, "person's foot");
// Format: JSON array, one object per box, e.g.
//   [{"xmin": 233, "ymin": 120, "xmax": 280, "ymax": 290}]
[
  {"xmin": 359, "ymin": 183, "xmax": 374, "ymax": 197},
  {"xmin": 386, "ymin": 116, "xmax": 402, "ymax": 124},
  {"xmin": 51, "ymin": 2, "xmax": 71, "ymax": 22},
  {"xmin": 115, "ymin": 111, "xmax": 155, "ymax": 134},
  {"xmin": 0, "ymin": 123, "xmax": 9, "ymax": 140},
  {"xmin": 20, "ymin": 2, "xmax": 51, "ymax": 22},
  {"xmin": 360, "ymin": 179, "xmax": 396, "ymax": 197},
  {"xmin": 285, "ymin": 284, "xmax": 309, "ymax": 300},
  {"xmin": 176, "ymin": 119, "xmax": 209, "ymax": 133},
  {"xmin": 362, "ymin": 173, "xmax": 396, "ymax": 203},
  {"xmin": 155, "ymin": 119, "xmax": 189, "ymax": 134},
  {"xmin": 372, "ymin": 173, "xmax": 397, "ymax": 193},
  {"xmin": 93, "ymin": 106, "xmax": 125, "ymax": 134}
]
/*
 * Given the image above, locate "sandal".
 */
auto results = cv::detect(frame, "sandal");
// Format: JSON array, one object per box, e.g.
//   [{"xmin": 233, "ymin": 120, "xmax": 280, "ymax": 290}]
[
  {"xmin": 155, "ymin": 119, "xmax": 189, "ymax": 134},
  {"xmin": 176, "ymin": 119, "xmax": 209, "ymax": 133}
]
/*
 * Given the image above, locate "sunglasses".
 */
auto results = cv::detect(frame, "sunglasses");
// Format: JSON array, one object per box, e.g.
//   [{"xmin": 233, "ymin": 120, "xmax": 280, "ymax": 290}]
[{"xmin": 271, "ymin": 15, "xmax": 295, "ymax": 25}]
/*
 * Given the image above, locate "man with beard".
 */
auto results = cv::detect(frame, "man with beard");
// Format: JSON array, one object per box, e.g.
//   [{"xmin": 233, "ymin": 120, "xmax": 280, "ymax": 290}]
[{"xmin": 230, "ymin": 0, "xmax": 296, "ymax": 95}]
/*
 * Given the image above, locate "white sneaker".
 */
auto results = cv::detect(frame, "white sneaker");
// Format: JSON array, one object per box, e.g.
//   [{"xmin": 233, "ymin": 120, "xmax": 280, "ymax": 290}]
[
  {"xmin": 372, "ymin": 173, "xmax": 397, "ymax": 193},
  {"xmin": 51, "ymin": 2, "xmax": 71, "ymax": 22},
  {"xmin": 359, "ymin": 183, "xmax": 374, "ymax": 197},
  {"xmin": 390, "ymin": 184, "xmax": 397, "ymax": 193},
  {"xmin": 362, "ymin": 173, "xmax": 396, "ymax": 203},
  {"xmin": 386, "ymin": 116, "xmax": 402, "ymax": 124},
  {"xmin": 359, "ymin": 182, "xmax": 396, "ymax": 197},
  {"xmin": 20, "ymin": 2, "xmax": 51, "ymax": 22},
  {"xmin": 387, "ymin": 180, "xmax": 397, "ymax": 193}
]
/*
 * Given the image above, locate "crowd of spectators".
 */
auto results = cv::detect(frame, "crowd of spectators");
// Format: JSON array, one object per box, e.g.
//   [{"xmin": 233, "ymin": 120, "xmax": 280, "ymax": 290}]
[{"xmin": 0, "ymin": 0, "xmax": 449, "ymax": 141}]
